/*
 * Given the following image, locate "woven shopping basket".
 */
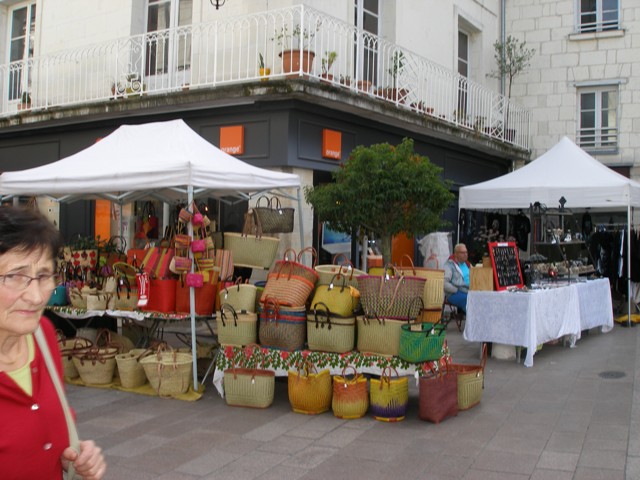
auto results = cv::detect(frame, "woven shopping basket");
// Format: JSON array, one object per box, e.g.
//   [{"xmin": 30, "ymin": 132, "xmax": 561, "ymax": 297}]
[
  {"xmin": 398, "ymin": 322, "xmax": 447, "ymax": 363},
  {"xmin": 356, "ymin": 314, "xmax": 407, "ymax": 357},
  {"xmin": 72, "ymin": 346, "xmax": 119, "ymax": 385},
  {"xmin": 139, "ymin": 345, "xmax": 193, "ymax": 397},
  {"xmin": 332, "ymin": 366, "xmax": 369, "ymax": 419},
  {"xmin": 224, "ymin": 232, "xmax": 280, "ymax": 269},
  {"xmin": 310, "ymin": 274, "xmax": 360, "ymax": 318},
  {"xmin": 219, "ymin": 278, "xmax": 258, "ymax": 313},
  {"xmin": 418, "ymin": 364, "xmax": 458, "ymax": 423},
  {"xmin": 252, "ymin": 195, "xmax": 295, "ymax": 233},
  {"xmin": 223, "ymin": 345, "xmax": 275, "ymax": 408},
  {"xmin": 288, "ymin": 361, "xmax": 332, "ymax": 415},
  {"xmin": 258, "ymin": 296, "xmax": 306, "ymax": 351},
  {"xmin": 450, "ymin": 343, "xmax": 487, "ymax": 410},
  {"xmin": 307, "ymin": 302, "xmax": 356, "ymax": 354},
  {"xmin": 357, "ymin": 273, "xmax": 426, "ymax": 320},
  {"xmin": 217, "ymin": 303, "xmax": 258, "ymax": 347},
  {"xmin": 58, "ymin": 336, "xmax": 93, "ymax": 379},
  {"xmin": 260, "ymin": 260, "xmax": 316, "ymax": 307},
  {"xmin": 369, "ymin": 367, "xmax": 409, "ymax": 422},
  {"xmin": 315, "ymin": 253, "xmax": 365, "ymax": 288},
  {"xmin": 115, "ymin": 348, "xmax": 150, "ymax": 389},
  {"xmin": 396, "ymin": 254, "xmax": 445, "ymax": 309}
]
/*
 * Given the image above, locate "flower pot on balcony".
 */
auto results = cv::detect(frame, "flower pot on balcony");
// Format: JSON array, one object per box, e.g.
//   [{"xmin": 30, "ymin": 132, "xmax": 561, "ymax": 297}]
[
  {"xmin": 320, "ymin": 73, "xmax": 334, "ymax": 84},
  {"xmin": 357, "ymin": 80, "xmax": 373, "ymax": 93},
  {"xmin": 377, "ymin": 87, "xmax": 409, "ymax": 104},
  {"xmin": 259, "ymin": 68, "xmax": 271, "ymax": 81},
  {"xmin": 280, "ymin": 49, "xmax": 315, "ymax": 77}
]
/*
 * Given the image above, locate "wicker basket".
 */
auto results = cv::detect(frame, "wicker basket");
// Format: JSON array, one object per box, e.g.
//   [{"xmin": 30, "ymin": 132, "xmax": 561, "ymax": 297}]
[
  {"xmin": 369, "ymin": 367, "xmax": 409, "ymax": 422},
  {"xmin": 398, "ymin": 322, "xmax": 446, "ymax": 363},
  {"xmin": 258, "ymin": 297, "xmax": 306, "ymax": 351},
  {"xmin": 356, "ymin": 315, "xmax": 408, "ymax": 357},
  {"xmin": 139, "ymin": 346, "xmax": 193, "ymax": 397},
  {"xmin": 72, "ymin": 346, "xmax": 119, "ymax": 385},
  {"xmin": 332, "ymin": 366, "xmax": 369, "ymax": 419},
  {"xmin": 396, "ymin": 256, "xmax": 445, "ymax": 309},
  {"xmin": 59, "ymin": 337, "xmax": 93, "ymax": 379},
  {"xmin": 224, "ymin": 232, "xmax": 280, "ymax": 269},
  {"xmin": 315, "ymin": 254, "xmax": 365, "ymax": 288},
  {"xmin": 418, "ymin": 308, "xmax": 442, "ymax": 324},
  {"xmin": 115, "ymin": 348, "xmax": 150, "ymax": 389},
  {"xmin": 219, "ymin": 281, "xmax": 258, "ymax": 313},
  {"xmin": 306, "ymin": 303, "xmax": 355, "ymax": 354},
  {"xmin": 288, "ymin": 364, "xmax": 332, "ymax": 415},
  {"xmin": 216, "ymin": 304, "xmax": 258, "ymax": 347},
  {"xmin": 450, "ymin": 343, "xmax": 487, "ymax": 410},
  {"xmin": 224, "ymin": 367, "xmax": 275, "ymax": 408}
]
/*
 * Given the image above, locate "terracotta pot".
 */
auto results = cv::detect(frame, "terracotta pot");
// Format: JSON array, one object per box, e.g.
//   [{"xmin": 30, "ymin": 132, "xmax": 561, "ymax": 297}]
[
  {"xmin": 320, "ymin": 73, "xmax": 334, "ymax": 84},
  {"xmin": 279, "ymin": 49, "xmax": 315, "ymax": 75}
]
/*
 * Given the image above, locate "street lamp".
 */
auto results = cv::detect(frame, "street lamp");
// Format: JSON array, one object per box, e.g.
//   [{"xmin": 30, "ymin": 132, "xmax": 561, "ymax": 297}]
[{"xmin": 209, "ymin": 0, "xmax": 226, "ymax": 9}]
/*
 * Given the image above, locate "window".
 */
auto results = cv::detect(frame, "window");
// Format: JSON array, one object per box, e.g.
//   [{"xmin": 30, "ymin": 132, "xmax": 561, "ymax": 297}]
[
  {"xmin": 7, "ymin": 3, "xmax": 36, "ymax": 101},
  {"xmin": 145, "ymin": 0, "xmax": 192, "ymax": 78},
  {"xmin": 579, "ymin": 0, "xmax": 619, "ymax": 33},
  {"xmin": 354, "ymin": 0, "xmax": 379, "ymax": 85},
  {"xmin": 578, "ymin": 87, "xmax": 618, "ymax": 150},
  {"xmin": 457, "ymin": 31, "xmax": 469, "ymax": 117}
]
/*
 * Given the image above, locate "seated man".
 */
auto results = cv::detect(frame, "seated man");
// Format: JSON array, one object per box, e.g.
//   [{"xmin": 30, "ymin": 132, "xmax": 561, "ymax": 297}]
[{"xmin": 443, "ymin": 243, "xmax": 471, "ymax": 313}]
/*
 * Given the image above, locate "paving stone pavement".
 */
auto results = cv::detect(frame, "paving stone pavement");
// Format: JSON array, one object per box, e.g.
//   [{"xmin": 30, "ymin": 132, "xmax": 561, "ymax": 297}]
[{"xmin": 65, "ymin": 323, "xmax": 640, "ymax": 480}]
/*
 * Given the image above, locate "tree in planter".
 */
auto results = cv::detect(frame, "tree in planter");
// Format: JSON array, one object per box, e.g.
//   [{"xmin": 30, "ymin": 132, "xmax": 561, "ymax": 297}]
[
  {"xmin": 488, "ymin": 35, "xmax": 535, "ymax": 139},
  {"xmin": 272, "ymin": 21, "xmax": 320, "ymax": 74},
  {"xmin": 305, "ymin": 138, "xmax": 454, "ymax": 265},
  {"xmin": 321, "ymin": 51, "xmax": 337, "ymax": 80}
]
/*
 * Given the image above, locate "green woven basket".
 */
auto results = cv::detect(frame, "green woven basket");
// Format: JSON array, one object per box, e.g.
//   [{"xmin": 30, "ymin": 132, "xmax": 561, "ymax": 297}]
[{"xmin": 398, "ymin": 322, "xmax": 446, "ymax": 363}]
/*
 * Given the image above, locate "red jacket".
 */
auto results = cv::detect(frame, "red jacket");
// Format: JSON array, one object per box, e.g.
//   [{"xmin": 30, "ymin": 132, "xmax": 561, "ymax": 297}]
[{"xmin": 0, "ymin": 317, "xmax": 70, "ymax": 480}]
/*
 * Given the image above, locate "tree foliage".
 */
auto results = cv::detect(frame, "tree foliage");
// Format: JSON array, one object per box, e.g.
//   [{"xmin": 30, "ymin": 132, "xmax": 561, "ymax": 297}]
[
  {"xmin": 489, "ymin": 35, "xmax": 535, "ymax": 99},
  {"xmin": 304, "ymin": 138, "xmax": 454, "ymax": 262}
]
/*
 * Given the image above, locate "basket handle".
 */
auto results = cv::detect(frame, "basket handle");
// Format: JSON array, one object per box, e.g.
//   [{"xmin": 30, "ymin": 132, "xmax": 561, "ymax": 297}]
[
  {"xmin": 255, "ymin": 195, "xmax": 271, "ymax": 209},
  {"xmin": 297, "ymin": 247, "xmax": 318, "ymax": 268},
  {"xmin": 328, "ymin": 273, "xmax": 348, "ymax": 293},
  {"xmin": 340, "ymin": 365, "xmax": 359, "ymax": 383},
  {"xmin": 332, "ymin": 253, "xmax": 356, "ymax": 281},
  {"xmin": 407, "ymin": 296, "xmax": 424, "ymax": 323},
  {"xmin": 263, "ymin": 295, "xmax": 280, "ymax": 324},
  {"xmin": 399, "ymin": 254, "xmax": 417, "ymax": 276},
  {"xmin": 220, "ymin": 303, "xmax": 239, "ymax": 327},
  {"xmin": 378, "ymin": 366, "xmax": 400, "ymax": 389},
  {"xmin": 282, "ymin": 248, "xmax": 297, "ymax": 262},
  {"xmin": 312, "ymin": 302, "xmax": 332, "ymax": 330}
]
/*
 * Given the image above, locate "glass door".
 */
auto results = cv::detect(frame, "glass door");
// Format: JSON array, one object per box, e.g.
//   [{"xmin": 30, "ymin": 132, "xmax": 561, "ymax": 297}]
[
  {"xmin": 354, "ymin": 0, "xmax": 379, "ymax": 89},
  {"xmin": 6, "ymin": 3, "xmax": 36, "ymax": 105}
]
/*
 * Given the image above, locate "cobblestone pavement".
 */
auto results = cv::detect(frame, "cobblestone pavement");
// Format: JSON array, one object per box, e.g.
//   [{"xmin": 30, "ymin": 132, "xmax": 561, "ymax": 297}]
[{"xmin": 66, "ymin": 323, "xmax": 640, "ymax": 479}]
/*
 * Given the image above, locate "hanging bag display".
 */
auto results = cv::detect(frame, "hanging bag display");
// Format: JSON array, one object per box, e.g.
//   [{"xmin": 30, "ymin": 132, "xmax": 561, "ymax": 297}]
[
  {"xmin": 252, "ymin": 195, "xmax": 295, "ymax": 233},
  {"xmin": 332, "ymin": 365, "xmax": 369, "ymax": 419},
  {"xmin": 175, "ymin": 274, "xmax": 217, "ymax": 315},
  {"xmin": 369, "ymin": 367, "xmax": 409, "ymax": 422},
  {"xmin": 217, "ymin": 303, "xmax": 258, "ymax": 347},
  {"xmin": 224, "ymin": 232, "xmax": 280, "ymax": 270},
  {"xmin": 223, "ymin": 344, "xmax": 275, "ymax": 408},
  {"xmin": 287, "ymin": 360, "xmax": 332, "ymax": 415}
]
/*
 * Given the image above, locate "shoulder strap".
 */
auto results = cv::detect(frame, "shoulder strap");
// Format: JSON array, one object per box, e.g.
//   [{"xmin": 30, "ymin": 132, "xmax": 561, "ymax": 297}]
[{"xmin": 34, "ymin": 325, "xmax": 81, "ymax": 479}]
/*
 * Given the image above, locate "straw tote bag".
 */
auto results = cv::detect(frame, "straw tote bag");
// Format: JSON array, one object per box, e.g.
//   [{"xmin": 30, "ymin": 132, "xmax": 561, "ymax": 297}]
[
  {"xmin": 306, "ymin": 302, "xmax": 356, "ymax": 354},
  {"xmin": 357, "ymin": 273, "xmax": 426, "ymax": 321},
  {"xmin": 315, "ymin": 253, "xmax": 366, "ymax": 288},
  {"xmin": 217, "ymin": 303, "xmax": 258, "ymax": 347},
  {"xmin": 332, "ymin": 366, "xmax": 369, "ymax": 419},
  {"xmin": 288, "ymin": 361, "xmax": 332, "ymax": 415},
  {"xmin": 310, "ymin": 274, "xmax": 360, "ymax": 318},
  {"xmin": 396, "ymin": 254, "xmax": 445, "ymax": 309},
  {"xmin": 418, "ymin": 363, "xmax": 458, "ymax": 424},
  {"xmin": 258, "ymin": 296, "xmax": 306, "ymax": 351},
  {"xmin": 252, "ymin": 195, "xmax": 295, "ymax": 233},
  {"xmin": 260, "ymin": 261, "xmax": 315, "ymax": 307},
  {"xmin": 219, "ymin": 278, "xmax": 258, "ymax": 313},
  {"xmin": 369, "ymin": 367, "xmax": 409, "ymax": 422},
  {"xmin": 223, "ymin": 345, "xmax": 275, "ymax": 408}
]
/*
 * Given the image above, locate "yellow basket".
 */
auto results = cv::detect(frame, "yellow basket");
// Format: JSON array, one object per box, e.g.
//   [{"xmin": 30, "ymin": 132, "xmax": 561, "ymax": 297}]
[
  {"xmin": 331, "ymin": 366, "xmax": 369, "ymax": 419},
  {"xmin": 450, "ymin": 343, "xmax": 487, "ymax": 410},
  {"xmin": 288, "ymin": 364, "xmax": 332, "ymax": 415},
  {"xmin": 369, "ymin": 367, "xmax": 409, "ymax": 422}
]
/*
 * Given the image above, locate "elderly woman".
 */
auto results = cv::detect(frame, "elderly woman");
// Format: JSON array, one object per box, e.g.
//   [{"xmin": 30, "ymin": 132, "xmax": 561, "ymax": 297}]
[{"xmin": 0, "ymin": 206, "xmax": 106, "ymax": 479}]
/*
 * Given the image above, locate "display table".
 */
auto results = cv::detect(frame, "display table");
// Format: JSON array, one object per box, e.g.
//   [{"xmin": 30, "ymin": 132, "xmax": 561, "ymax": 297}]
[
  {"xmin": 463, "ymin": 278, "xmax": 614, "ymax": 367},
  {"xmin": 213, "ymin": 346, "xmax": 420, "ymax": 397},
  {"xmin": 45, "ymin": 306, "xmax": 215, "ymax": 345}
]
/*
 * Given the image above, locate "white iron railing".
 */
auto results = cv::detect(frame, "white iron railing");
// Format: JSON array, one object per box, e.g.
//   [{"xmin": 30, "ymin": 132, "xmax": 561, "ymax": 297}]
[{"xmin": 0, "ymin": 5, "xmax": 529, "ymax": 149}]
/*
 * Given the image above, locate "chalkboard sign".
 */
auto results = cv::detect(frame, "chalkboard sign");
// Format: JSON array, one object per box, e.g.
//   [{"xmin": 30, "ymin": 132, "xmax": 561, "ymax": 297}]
[{"xmin": 488, "ymin": 241, "xmax": 524, "ymax": 291}]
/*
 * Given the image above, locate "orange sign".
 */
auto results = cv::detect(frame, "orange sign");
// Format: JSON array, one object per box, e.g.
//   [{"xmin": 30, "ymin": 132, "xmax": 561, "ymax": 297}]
[
  {"xmin": 220, "ymin": 125, "xmax": 244, "ymax": 155},
  {"xmin": 322, "ymin": 129, "xmax": 342, "ymax": 160}
]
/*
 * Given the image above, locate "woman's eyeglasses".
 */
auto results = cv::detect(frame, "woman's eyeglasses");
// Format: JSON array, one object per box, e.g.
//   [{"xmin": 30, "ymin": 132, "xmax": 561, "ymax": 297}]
[{"xmin": 0, "ymin": 273, "xmax": 58, "ymax": 290}]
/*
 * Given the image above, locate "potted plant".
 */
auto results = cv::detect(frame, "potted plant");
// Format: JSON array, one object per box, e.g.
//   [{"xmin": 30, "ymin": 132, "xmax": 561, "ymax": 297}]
[
  {"xmin": 339, "ymin": 74, "xmax": 351, "ymax": 87},
  {"xmin": 272, "ymin": 22, "xmax": 319, "ymax": 75},
  {"xmin": 320, "ymin": 51, "xmax": 337, "ymax": 82},
  {"xmin": 379, "ymin": 51, "xmax": 408, "ymax": 103},
  {"xmin": 18, "ymin": 91, "xmax": 31, "ymax": 110},
  {"xmin": 258, "ymin": 53, "xmax": 270, "ymax": 81}
]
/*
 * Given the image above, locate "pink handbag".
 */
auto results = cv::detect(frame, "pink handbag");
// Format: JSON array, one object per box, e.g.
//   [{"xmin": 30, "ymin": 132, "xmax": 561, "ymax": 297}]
[{"xmin": 186, "ymin": 272, "xmax": 204, "ymax": 288}]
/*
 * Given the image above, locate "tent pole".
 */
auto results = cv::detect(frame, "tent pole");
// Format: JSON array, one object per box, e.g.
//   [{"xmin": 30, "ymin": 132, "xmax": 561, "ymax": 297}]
[
  {"xmin": 188, "ymin": 185, "xmax": 199, "ymax": 390},
  {"xmin": 628, "ymin": 202, "xmax": 632, "ymax": 327},
  {"xmin": 297, "ymin": 187, "xmax": 304, "ymax": 250}
]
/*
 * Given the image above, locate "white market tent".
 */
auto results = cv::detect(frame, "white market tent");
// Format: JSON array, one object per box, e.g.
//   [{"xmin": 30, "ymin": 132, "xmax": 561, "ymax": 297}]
[
  {"xmin": 459, "ymin": 135, "xmax": 640, "ymax": 324},
  {"xmin": 0, "ymin": 119, "xmax": 304, "ymax": 388}
]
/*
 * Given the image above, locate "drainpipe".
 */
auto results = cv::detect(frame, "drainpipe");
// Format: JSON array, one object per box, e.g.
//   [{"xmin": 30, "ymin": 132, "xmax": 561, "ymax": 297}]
[{"xmin": 501, "ymin": 0, "xmax": 506, "ymax": 96}]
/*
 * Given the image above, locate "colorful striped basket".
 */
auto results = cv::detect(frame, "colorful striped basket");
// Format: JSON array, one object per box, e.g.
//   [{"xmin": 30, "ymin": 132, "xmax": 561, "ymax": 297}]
[
  {"xmin": 332, "ymin": 366, "xmax": 369, "ymax": 419},
  {"xmin": 369, "ymin": 367, "xmax": 409, "ymax": 422}
]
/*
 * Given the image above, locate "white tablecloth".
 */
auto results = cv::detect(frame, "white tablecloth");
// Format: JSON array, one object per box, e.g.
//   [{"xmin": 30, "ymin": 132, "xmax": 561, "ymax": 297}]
[{"xmin": 463, "ymin": 278, "xmax": 613, "ymax": 367}]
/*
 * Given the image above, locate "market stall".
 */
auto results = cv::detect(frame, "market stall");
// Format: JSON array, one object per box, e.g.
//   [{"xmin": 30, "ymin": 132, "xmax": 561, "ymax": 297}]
[
  {"xmin": 459, "ymin": 136, "xmax": 640, "ymax": 326},
  {"xmin": 0, "ymin": 119, "xmax": 304, "ymax": 389}
]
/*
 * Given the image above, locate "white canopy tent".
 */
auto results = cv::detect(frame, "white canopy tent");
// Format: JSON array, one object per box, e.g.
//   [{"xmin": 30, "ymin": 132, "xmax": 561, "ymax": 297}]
[
  {"xmin": 0, "ymin": 119, "xmax": 304, "ymax": 388},
  {"xmin": 459, "ymin": 136, "xmax": 640, "ymax": 324}
]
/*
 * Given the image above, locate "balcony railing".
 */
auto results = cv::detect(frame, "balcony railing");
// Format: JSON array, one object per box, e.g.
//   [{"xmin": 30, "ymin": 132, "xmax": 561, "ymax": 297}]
[{"xmin": 0, "ymin": 5, "xmax": 529, "ymax": 150}]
